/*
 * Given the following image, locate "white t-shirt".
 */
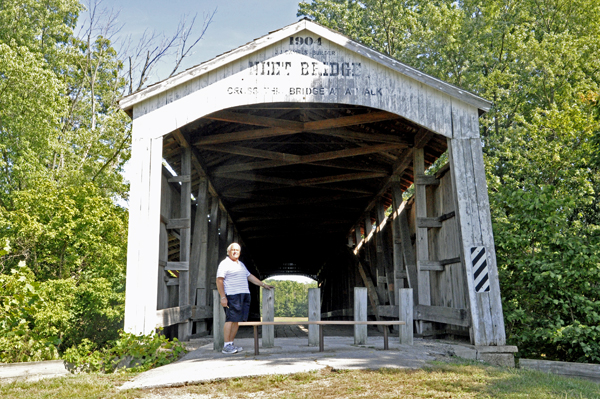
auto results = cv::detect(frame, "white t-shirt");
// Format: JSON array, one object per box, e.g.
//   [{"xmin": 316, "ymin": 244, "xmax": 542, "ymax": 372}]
[{"xmin": 216, "ymin": 257, "xmax": 250, "ymax": 295}]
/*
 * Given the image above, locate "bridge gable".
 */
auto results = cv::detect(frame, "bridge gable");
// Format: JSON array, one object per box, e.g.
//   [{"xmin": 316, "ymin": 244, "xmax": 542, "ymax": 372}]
[{"xmin": 121, "ymin": 20, "xmax": 487, "ymax": 140}]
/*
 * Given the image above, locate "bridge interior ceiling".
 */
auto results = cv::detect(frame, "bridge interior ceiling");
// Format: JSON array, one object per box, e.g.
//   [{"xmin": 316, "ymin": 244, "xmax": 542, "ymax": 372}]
[{"xmin": 163, "ymin": 103, "xmax": 447, "ymax": 279}]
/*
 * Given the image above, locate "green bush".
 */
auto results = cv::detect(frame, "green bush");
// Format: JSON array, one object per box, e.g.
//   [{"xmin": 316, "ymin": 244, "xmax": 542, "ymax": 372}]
[
  {"xmin": 35, "ymin": 277, "xmax": 123, "ymax": 351},
  {"xmin": 62, "ymin": 329, "xmax": 187, "ymax": 373},
  {"xmin": 494, "ymin": 185, "xmax": 600, "ymax": 362},
  {"xmin": 0, "ymin": 247, "xmax": 123, "ymax": 362},
  {"xmin": 0, "ymin": 259, "xmax": 59, "ymax": 362}
]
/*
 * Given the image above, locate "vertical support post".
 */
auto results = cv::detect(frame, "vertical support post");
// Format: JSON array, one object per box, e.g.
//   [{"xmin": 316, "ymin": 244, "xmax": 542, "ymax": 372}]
[
  {"xmin": 158, "ymin": 221, "xmax": 169, "ymax": 310},
  {"xmin": 218, "ymin": 207, "xmax": 228, "ymax": 258},
  {"xmin": 399, "ymin": 288, "xmax": 414, "ymax": 345},
  {"xmin": 226, "ymin": 219, "xmax": 234, "ymax": 245},
  {"xmin": 178, "ymin": 147, "xmax": 192, "ymax": 341},
  {"xmin": 308, "ymin": 288, "xmax": 321, "ymax": 346},
  {"xmin": 212, "ymin": 290, "xmax": 225, "ymax": 351},
  {"xmin": 261, "ymin": 287, "xmax": 275, "ymax": 348},
  {"xmin": 354, "ymin": 287, "xmax": 367, "ymax": 345},
  {"xmin": 414, "ymin": 147, "xmax": 432, "ymax": 334},
  {"xmin": 124, "ymin": 134, "xmax": 162, "ymax": 335},
  {"xmin": 206, "ymin": 197, "xmax": 220, "ymax": 304},
  {"xmin": 449, "ymin": 131, "xmax": 506, "ymax": 345},
  {"xmin": 391, "ymin": 181, "xmax": 406, "ymax": 306},
  {"xmin": 376, "ymin": 201, "xmax": 395, "ymax": 306},
  {"xmin": 190, "ymin": 178, "xmax": 209, "ymax": 334}
]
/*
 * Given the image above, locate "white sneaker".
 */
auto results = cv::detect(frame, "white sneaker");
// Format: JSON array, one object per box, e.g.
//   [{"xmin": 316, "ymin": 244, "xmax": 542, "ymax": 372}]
[
  {"xmin": 233, "ymin": 345, "xmax": 243, "ymax": 352},
  {"xmin": 222, "ymin": 344, "xmax": 238, "ymax": 354}
]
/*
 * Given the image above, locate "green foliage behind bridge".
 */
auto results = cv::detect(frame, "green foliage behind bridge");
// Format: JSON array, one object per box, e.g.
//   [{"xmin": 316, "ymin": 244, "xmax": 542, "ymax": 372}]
[{"xmin": 264, "ymin": 279, "xmax": 318, "ymax": 318}]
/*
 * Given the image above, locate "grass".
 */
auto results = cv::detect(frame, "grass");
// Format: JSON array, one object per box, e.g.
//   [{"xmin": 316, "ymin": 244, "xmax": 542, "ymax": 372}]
[{"xmin": 2, "ymin": 360, "xmax": 599, "ymax": 398}]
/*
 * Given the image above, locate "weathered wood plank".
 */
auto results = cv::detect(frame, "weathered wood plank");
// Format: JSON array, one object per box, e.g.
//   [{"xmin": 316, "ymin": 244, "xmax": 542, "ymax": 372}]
[
  {"xmin": 207, "ymin": 143, "xmax": 405, "ymax": 174},
  {"xmin": 167, "ymin": 175, "xmax": 191, "ymax": 183},
  {"xmin": 449, "ymin": 136, "xmax": 482, "ymax": 343},
  {"xmin": 519, "ymin": 359, "xmax": 600, "ymax": 381},
  {"xmin": 418, "ymin": 261, "xmax": 444, "ymax": 272},
  {"xmin": 354, "ymin": 287, "xmax": 368, "ymax": 345},
  {"xmin": 413, "ymin": 148, "xmax": 432, "ymax": 334},
  {"xmin": 124, "ymin": 134, "xmax": 163, "ymax": 335},
  {"xmin": 205, "ymin": 110, "xmax": 304, "ymax": 129},
  {"xmin": 468, "ymin": 137, "xmax": 506, "ymax": 345},
  {"xmin": 206, "ymin": 196, "xmax": 220, "ymax": 301},
  {"xmin": 377, "ymin": 201, "xmax": 395, "ymax": 306},
  {"xmin": 213, "ymin": 290, "xmax": 225, "ymax": 351},
  {"xmin": 195, "ymin": 112, "xmax": 399, "ymax": 146},
  {"xmin": 415, "ymin": 175, "xmax": 440, "ymax": 186},
  {"xmin": 399, "ymin": 289, "xmax": 414, "ymax": 345},
  {"xmin": 261, "ymin": 287, "xmax": 275, "ymax": 348},
  {"xmin": 398, "ymin": 203, "xmax": 418, "ymax": 304},
  {"xmin": 166, "ymin": 218, "xmax": 191, "ymax": 230},
  {"xmin": 189, "ymin": 177, "xmax": 209, "ymax": 334},
  {"xmin": 177, "ymin": 147, "xmax": 192, "ymax": 341},
  {"xmin": 191, "ymin": 305, "xmax": 213, "ymax": 320},
  {"xmin": 417, "ymin": 217, "xmax": 443, "ymax": 228},
  {"xmin": 308, "ymin": 288, "xmax": 321, "ymax": 346},
  {"xmin": 414, "ymin": 305, "xmax": 470, "ymax": 327},
  {"xmin": 354, "ymin": 256, "xmax": 380, "ymax": 320},
  {"xmin": 166, "ymin": 262, "xmax": 189, "ymax": 271},
  {"xmin": 155, "ymin": 305, "xmax": 192, "ymax": 328},
  {"xmin": 418, "ymin": 257, "xmax": 461, "ymax": 272},
  {"xmin": 390, "ymin": 182, "xmax": 405, "ymax": 288}
]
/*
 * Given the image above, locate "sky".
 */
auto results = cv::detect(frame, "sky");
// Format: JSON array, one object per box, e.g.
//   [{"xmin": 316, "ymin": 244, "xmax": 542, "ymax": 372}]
[
  {"xmin": 93, "ymin": 0, "xmax": 315, "ymax": 283},
  {"xmin": 93, "ymin": 0, "xmax": 307, "ymax": 84}
]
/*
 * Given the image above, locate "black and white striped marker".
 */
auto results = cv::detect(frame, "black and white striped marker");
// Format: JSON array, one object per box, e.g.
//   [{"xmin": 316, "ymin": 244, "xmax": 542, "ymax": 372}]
[{"xmin": 471, "ymin": 246, "xmax": 490, "ymax": 292}]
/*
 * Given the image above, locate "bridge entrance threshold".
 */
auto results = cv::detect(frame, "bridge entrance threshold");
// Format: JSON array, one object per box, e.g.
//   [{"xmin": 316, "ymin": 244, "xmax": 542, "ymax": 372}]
[{"xmin": 120, "ymin": 336, "xmax": 465, "ymax": 390}]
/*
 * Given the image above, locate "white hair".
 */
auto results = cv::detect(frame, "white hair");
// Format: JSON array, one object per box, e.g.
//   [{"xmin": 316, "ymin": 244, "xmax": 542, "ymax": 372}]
[{"xmin": 227, "ymin": 243, "xmax": 240, "ymax": 254}]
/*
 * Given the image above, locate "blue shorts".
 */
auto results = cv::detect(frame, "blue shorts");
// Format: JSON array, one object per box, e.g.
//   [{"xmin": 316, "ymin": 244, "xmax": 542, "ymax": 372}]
[{"xmin": 225, "ymin": 293, "xmax": 251, "ymax": 322}]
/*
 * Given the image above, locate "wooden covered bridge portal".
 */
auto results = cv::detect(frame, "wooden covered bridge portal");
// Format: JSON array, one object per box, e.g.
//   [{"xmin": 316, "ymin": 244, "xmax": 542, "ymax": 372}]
[{"xmin": 120, "ymin": 20, "xmax": 507, "ymax": 348}]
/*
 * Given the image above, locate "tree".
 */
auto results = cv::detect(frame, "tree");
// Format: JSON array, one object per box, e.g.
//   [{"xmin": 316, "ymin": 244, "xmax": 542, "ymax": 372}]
[
  {"xmin": 299, "ymin": 0, "xmax": 600, "ymax": 361},
  {"xmin": 0, "ymin": 0, "xmax": 215, "ymax": 360}
]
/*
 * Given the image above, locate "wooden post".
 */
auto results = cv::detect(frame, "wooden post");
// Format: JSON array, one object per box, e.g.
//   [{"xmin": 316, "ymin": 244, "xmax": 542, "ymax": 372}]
[
  {"xmin": 308, "ymin": 288, "xmax": 320, "ymax": 346},
  {"xmin": 158, "ymin": 221, "xmax": 169, "ymax": 310},
  {"xmin": 218, "ymin": 207, "xmax": 228, "ymax": 259},
  {"xmin": 124, "ymin": 134, "xmax": 163, "ymax": 335},
  {"xmin": 212, "ymin": 290, "xmax": 225, "ymax": 351},
  {"xmin": 363, "ymin": 213, "xmax": 386, "ymax": 305},
  {"xmin": 354, "ymin": 287, "xmax": 367, "ymax": 345},
  {"xmin": 414, "ymin": 147, "xmax": 432, "ymax": 334},
  {"xmin": 206, "ymin": 197, "xmax": 220, "ymax": 303},
  {"xmin": 226, "ymin": 218, "xmax": 234, "ymax": 245},
  {"xmin": 391, "ymin": 181, "xmax": 406, "ymax": 305},
  {"xmin": 398, "ymin": 203, "xmax": 418, "ymax": 305},
  {"xmin": 449, "ymin": 133, "xmax": 506, "ymax": 346},
  {"xmin": 355, "ymin": 257, "xmax": 380, "ymax": 320},
  {"xmin": 190, "ymin": 177, "xmax": 209, "ymax": 334},
  {"xmin": 376, "ymin": 201, "xmax": 395, "ymax": 306},
  {"xmin": 399, "ymin": 288, "xmax": 414, "ymax": 345},
  {"xmin": 178, "ymin": 147, "xmax": 192, "ymax": 341},
  {"xmin": 262, "ymin": 287, "xmax": 275, "ymax": 347}
]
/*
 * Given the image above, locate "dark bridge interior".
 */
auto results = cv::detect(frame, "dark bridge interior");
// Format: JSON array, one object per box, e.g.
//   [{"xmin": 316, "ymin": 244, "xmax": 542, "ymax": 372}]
[{"xmin": 162, "ymin": 103, "xmax": 447, "ymax": 280}]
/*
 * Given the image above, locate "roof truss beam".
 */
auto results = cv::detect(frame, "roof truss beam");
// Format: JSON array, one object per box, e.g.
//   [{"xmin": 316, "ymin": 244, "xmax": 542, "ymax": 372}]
[
  {"xmin": 195, "ymin": 111, "xmax": 399, "ymax": 146},
  {"xmin": 210, "ymin": 143, "xmax": 405, "ymax": 174}
]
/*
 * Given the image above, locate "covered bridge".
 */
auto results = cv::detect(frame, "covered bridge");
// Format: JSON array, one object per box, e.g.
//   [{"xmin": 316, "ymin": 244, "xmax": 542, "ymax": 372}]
[{"xmin": 119, "ymin": 19, "xmax": 506, "ymax": 348}]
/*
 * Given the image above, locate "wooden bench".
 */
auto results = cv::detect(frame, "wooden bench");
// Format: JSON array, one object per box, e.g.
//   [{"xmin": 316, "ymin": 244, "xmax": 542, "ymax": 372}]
[{"xmin": 238, "ymin": 320, "xmax": 405, "ymax": 355}]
